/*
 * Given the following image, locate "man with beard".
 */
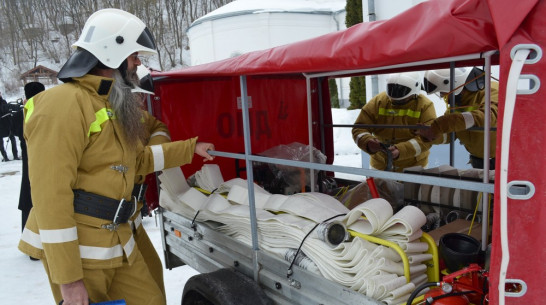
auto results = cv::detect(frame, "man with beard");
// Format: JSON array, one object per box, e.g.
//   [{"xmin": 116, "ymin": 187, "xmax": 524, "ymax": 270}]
[{"xmin": 18, "ymin": 9, "xmax": 215, "ymax": 305}]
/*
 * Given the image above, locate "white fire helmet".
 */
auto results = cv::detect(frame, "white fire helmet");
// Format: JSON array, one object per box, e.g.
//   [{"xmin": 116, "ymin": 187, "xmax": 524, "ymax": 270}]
[
  {"xmin": 74, "ymin": 8, "xmax": 157, "ymax": 68},
  {"xmin": 57, "ymin": 8, "xmax": 157, "ymax": 81},
  {"xmin": 132, "ymin": 65, "xmax": 154, "ymax": 95},
  {"xmin": 423, "ymin": 68, "xmax": 473, "ymax": 96},
  {"xmin": 386, "ymin": 72, "xmax": 422, "ymax": 101}
]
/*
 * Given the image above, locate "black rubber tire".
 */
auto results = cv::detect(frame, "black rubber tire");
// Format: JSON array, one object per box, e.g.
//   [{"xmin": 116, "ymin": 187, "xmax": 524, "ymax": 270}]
[{"xmin": 181, "ymin": 268, "xmax": 273, "ymax": 305}]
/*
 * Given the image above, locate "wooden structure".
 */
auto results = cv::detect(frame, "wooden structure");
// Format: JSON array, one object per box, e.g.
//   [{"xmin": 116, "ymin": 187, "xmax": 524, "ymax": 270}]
[{"xmin": 19, "ymin": 65, "xmax": 58, "ymax": 85}]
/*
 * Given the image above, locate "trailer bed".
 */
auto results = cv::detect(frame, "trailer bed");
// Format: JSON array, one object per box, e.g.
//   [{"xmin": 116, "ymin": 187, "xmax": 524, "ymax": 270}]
[{"xmin": 159, "ymin": 207, "xmax": 384, "ymax": 305}]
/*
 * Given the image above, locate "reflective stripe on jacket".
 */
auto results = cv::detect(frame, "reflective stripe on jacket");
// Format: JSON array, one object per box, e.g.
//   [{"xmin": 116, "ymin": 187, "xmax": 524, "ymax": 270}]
[{"xmin": 18, "ymin": 74, "xmax": 196, "ymax": 285}]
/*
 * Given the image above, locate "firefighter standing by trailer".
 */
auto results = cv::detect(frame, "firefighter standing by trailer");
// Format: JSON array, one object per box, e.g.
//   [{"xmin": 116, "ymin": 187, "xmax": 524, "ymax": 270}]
[
  {"xmin": 17, "ymin": 8, "xmax": 215, "ymax": 305},
  {"xmin": 352, "ymin": 72, "xmax": 437, "ymax": 172},
  {"xmin": 419, "ymin": 67, "xmax": 498, "ymax": 169}
]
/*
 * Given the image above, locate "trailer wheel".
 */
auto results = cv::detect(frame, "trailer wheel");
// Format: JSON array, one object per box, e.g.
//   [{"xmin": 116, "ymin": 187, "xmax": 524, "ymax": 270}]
[{"xmin": 181, "ymin": 268, "xmax": 272, "ymax": 305}]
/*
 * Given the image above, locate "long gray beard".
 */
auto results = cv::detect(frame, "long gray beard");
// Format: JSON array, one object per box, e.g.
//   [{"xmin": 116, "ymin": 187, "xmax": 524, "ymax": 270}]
[{"xmin": 109, "ymin": 71, "xmax": 146, "ymax": 148}]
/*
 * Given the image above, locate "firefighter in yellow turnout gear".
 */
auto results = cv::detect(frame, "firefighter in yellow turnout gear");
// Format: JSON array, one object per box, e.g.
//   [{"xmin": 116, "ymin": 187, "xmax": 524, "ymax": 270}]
[
  {"xmin": 419, "ymin": 67, "xmax": 498, "ymax": 169},
  {"xmin": 18, "ymin": 9, "xmax": 215, "ymax": 305},
  {"xmin": 352, "ymin": 72, "xmax": 437, "ymax": 172}
]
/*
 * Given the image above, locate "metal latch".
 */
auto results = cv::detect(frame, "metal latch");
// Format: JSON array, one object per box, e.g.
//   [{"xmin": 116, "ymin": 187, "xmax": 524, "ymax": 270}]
[
  {"xmin": 111, "ymin": 164, "xmax": 129, "ymax": 173},
  {"xmin": 101, "ymin": 223, "xmax": 119, "ymax": 231}
]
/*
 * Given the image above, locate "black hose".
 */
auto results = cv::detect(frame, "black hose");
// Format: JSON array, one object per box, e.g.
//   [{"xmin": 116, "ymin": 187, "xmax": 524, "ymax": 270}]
[
  {"xmin": 406, "ymin": 282, "xmax": 440, "ymax": 305},
  {"xmin": 379, "ymin": 143, "xmax": 393, "ymax": 171},
  {"xmin": 425, "ymin": 290, "xmax": 476, "ymax": 305},
  {"xmin": 480, "ymin": 276, "xmax": 489, "ymax": 305}
]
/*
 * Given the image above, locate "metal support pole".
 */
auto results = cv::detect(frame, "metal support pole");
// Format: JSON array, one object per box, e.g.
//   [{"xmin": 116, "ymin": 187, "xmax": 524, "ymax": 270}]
[
  {"xmin": 239, "ymin": 75, "xmax": 261, "ymax": 281},
  {"xmin": 306, "ymin": 76, "xmax": 316, "ymax": 192},
  {"xmin": 481, "ymin": 51, "xmax": 496, "ymax": 250}
]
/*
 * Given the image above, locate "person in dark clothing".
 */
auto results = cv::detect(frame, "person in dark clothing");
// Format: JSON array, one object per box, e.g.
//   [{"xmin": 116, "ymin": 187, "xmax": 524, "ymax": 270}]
[
  {"xmin": 18, "ymin": 82, "xmax": 45, "ymax": 261},
  {"xmin": 0, "ymin": 92, "xmax": 18, "ymax": 161}
]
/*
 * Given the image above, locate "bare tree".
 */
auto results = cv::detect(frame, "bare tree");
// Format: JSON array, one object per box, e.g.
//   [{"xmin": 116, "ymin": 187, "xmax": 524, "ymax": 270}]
[{"xmin": 0, "ymin": 0, "xmax": 234, "ymax": 81}]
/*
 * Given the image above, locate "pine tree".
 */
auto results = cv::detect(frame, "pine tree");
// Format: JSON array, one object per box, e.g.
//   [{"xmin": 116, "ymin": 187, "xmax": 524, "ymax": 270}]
[
  {"xmin": 345, "ymin": 0, "xmax": 366, "ymax": 109},
  {"xmin": 329, "ymin": 79, "xmax": 340, "ymax": 108}
]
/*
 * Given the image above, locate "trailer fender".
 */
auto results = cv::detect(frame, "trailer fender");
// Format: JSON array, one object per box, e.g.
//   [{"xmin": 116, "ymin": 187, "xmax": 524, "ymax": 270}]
[{"xmin": 181, "ymin": 268, "xmax": 273, "ymax": 305}]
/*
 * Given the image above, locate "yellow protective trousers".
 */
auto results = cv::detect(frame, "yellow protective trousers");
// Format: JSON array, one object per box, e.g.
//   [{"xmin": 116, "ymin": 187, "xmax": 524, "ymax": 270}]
[
  {"xmin": 42, "ymin": 246, "xmax": 166, "ymax": 305},
  {"xmin": 133, "ymin": 217, "xmax": 165, "ymax": 297}
]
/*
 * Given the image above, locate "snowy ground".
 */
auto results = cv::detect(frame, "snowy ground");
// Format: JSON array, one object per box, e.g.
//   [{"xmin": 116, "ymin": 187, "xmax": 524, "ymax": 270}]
[{"xmin": 0, "ymin": 108, "xmax": 470, "ymax": 304}]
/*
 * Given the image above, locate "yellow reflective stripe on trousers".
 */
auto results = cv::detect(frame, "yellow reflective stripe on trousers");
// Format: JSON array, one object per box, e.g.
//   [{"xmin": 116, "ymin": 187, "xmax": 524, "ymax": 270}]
[
  {"xmin": 23, "ymin": 97, "xmax": 35, "ymax": 123},
  {"xmin": 88, "ymin": 108, "xmax": 114, "ymax": 137},
  {"xmin": 378, "ymin": 108, "xmax": 421, "ymax": 118}
]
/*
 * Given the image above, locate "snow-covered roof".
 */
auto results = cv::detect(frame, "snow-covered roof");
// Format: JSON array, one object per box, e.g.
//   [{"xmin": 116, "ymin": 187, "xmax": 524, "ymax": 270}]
[{"xmin": 191, "ymin": 0, "xmax": 346, "ymax": 27}]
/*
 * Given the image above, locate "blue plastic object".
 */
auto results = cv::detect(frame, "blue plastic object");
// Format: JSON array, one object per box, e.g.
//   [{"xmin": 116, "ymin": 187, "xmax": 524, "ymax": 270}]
[{"xmin": 92, "ymin": 301, "xmax": 126, "ymax": 305}]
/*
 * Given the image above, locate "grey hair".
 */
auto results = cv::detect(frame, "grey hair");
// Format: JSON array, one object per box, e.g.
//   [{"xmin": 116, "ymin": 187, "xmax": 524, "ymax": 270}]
[{"xmin": 109, "ymin": 70, "xmax": 146, "ymax": 148}]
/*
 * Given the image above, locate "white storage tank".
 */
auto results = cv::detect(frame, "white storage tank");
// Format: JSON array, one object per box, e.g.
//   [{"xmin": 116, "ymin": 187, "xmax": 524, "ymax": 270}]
[{"xmin": 187, "ymin": 0, "xmax": 347, "ymax": 66}]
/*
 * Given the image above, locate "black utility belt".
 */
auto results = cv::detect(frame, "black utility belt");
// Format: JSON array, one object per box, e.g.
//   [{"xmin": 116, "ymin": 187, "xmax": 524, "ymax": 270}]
[
  {"xmin": 132, "ymin": 183, "xmax": 148, "ymax": 202},
  {"xmin": 73, "ymin": 190, "xmax": 137, "ymax": 231}
]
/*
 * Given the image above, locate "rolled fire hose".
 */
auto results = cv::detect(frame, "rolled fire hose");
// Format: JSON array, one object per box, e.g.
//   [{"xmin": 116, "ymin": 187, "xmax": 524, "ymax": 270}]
[{"xmin": 315, "ymin": 220, "xmax": 348, "ymax": 247}]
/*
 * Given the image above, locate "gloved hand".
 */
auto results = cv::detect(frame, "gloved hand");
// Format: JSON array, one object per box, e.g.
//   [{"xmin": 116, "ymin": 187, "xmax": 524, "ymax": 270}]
[
  {"xmin": 366, "ymin": 138, "xmax": 382, "ymax": 154},
  {"xmin": 387, "ymin": 145, "xmax": 400, "ymax": 160}
]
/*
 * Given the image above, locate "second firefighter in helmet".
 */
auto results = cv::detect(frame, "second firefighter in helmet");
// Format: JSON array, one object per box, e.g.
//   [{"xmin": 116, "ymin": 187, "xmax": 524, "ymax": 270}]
[
  {"xmin": 352, "ymin": 72, "xmax": 437, "ymax": 172},
  {"xmin": 419, "ymin": 67, "xmax": 498, "ymax": 169}
]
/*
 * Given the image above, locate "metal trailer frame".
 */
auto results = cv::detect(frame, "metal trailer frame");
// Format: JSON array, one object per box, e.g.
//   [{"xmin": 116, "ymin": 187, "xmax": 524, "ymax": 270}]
[{"xmin": 156, "ymin": 50, "xmax": 517, "ymax": 304}]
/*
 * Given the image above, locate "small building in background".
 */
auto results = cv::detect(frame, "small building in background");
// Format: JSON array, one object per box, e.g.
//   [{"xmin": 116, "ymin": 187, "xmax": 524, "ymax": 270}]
[{"xmin": 20, "ymin": 65, "xmax": 58, "ymax": 86}]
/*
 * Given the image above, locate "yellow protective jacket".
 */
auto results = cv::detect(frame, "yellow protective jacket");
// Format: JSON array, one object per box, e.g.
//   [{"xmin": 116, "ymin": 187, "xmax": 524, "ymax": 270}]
[
  {"xmin": 352, "ymin": 92, "xmax": 437, "ymax": 172},
  {"xmin": 18, "ymin": 74, "xmax": 197, "ymax": 285},
  {"xmin": 430, "ymin": 82, "xmax": 498, "ymax": 158},
  {"xmin": 135, "ymin": 111, "xmax": 171, "ymax": 186}
]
